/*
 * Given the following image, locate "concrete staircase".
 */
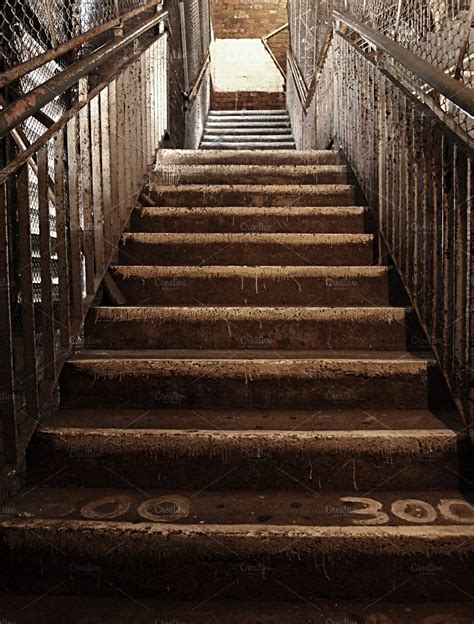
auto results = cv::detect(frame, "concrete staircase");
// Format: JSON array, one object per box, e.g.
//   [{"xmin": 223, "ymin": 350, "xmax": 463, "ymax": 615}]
[
  {"xmin": 200, "ymin": 109, "xmax": 296, "ymax": 150},
  {"xmin": 1, "ymin": 149, "xmax": 473, "ymax": 619}
]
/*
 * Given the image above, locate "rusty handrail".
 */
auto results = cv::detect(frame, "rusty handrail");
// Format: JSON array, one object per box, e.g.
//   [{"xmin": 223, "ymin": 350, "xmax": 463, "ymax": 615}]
[
  {"xmin": 185, "ymin": 51, "xmax": 210, "ymax": 108},
  {"xmin": 0, "ymin": 0, "xmax": 163, "ymax": 89},
  {"xmin": 333, "ymin": 9, "xmax": 474, "ymax": 117},
  {"xmin": 0, "ymin": 11, "xmax": 168, "ymax": 139}
]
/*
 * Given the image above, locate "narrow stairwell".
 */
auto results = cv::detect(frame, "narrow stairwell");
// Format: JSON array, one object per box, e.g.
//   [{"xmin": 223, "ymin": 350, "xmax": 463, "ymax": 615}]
[
  {"xmin": 200, "ymin": 109, "xmax": 296, "ymax": 150},
  {"xmin": 1, "ymin": 149, "xmax": 473, "ymax": 615}
]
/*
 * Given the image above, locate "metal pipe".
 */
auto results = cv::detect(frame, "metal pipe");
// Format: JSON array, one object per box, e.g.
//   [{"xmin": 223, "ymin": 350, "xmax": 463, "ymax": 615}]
[
  {"xmin": 0, "ymin": 11, "xmax": 168, "ymax": 140},
  {"xmin": 333, "ymin": 9, "xmax": 474, "ymax": 117},
  {"xmin": 0, "ymin": 0, "xmax": 162, "ymax": 89}
]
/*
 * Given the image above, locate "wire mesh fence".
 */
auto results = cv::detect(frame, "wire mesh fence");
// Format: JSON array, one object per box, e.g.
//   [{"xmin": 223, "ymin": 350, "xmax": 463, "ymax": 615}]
[{"xmin": 287, "ymin": 0, "xmax": 473, "ymax": 136}]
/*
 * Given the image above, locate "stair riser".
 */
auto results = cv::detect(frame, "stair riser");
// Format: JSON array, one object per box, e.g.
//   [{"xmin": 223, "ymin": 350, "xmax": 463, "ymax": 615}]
[
  {"xmin": 158, "ymin": 149, "xmax": 343, "ymax": 165},
  {"xmin": 200, "ymin": 143, "xmax": 296, "ymax": 150},
  {"xmin": 60, "ymin": 364, "xmax": 449, "ymax": 410},
  {"xmin": 205, "ymin": 122, "xmax": 291, "ymax": 129},
  {"xmin": 151, "ymin": 170, "xmax": 350, "ymax": 185},
  {"xmin": 119, "ymin": 239, "xmax": 374, "ymax": 266},
  {"xmin": 149, "ymin": 186, "xmax": 355, "ymax": 206},
  {"xmin": 27, "ymin": 429, "xmax": 466, "ymax": 490},
  {"xmin": 109, "ymin": 269, "xmax": 399, "ymax": 306},
  {"xmin": 85, "ymin": 312, "xmax": 421, "ymax": 351},
  {"xmin": 1, "ymin": 526, "xmax": 472, "ymax": 601},
  {"xmin": 131, "ymin": 209, "xmax": 369, "ymax": 233},
  {"xmin": 204, "ymin": 127, "xmax": 292, "ymax": 135}
]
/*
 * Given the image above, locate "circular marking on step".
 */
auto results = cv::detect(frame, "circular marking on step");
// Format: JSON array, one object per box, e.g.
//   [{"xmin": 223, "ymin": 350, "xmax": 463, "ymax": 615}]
[
  {"xmin": 391, "ymin": 499, "xmax": 437, "ymax": 524},
  {"xmin": 438, "ymin": 498, "xmax": 474, "ymax": 524},
  {"xmin": 80, "ymin": 495, "xmax": 131, "ymax": 520},
  {"xmin": 137, "ymin": 496, "xmax": 190, "ymax": 522}
]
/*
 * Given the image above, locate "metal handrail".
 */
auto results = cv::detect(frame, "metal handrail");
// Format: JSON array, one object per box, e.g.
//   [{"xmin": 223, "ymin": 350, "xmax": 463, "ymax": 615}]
[
  {"xmin": 333, "ymin": 9, "xmax": 474, "ymax": 117},
  {"xmin": 0, "ymin": 10, "xmax": 168, "ymax": 139},
  {"xmin": 287, "ymin": 9, "xmax": 474, "ymax": 120},
  {"xmin": 0, "ymin": 0, "xmax": 163, "ymax": 89}
]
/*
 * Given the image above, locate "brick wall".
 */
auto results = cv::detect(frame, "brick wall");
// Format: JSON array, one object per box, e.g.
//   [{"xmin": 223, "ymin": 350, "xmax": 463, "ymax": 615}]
[
  {"xmin": 211, "ymin": 89, "xmax": 286, "ymax": 110},
  {"xmin": 211, "ymin": 0, "xmax": 288, "ymax": 39}
]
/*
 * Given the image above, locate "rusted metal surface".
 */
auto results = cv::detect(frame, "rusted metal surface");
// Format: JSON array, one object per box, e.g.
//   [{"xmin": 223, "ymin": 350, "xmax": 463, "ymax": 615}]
[
  {"xmin": 0, "ymin": 11, "xmax": 168, "ymax": 140},
  {"xmin": 314, "ymin": 26, "xmax": 474, "ymax": 432},
  {"xmin": 0, "ymin": 29, "xmax": 170, "ymax": 466},
  {"xmin": 334, "ymin": 10, "xmax": 474, "ymax": 118}
]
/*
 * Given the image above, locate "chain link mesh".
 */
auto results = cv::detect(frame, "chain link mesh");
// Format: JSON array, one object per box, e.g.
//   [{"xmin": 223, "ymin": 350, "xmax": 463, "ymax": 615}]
[{"xmin": 288, "ymin": 0, "xmax": 473, "ymax": 136}]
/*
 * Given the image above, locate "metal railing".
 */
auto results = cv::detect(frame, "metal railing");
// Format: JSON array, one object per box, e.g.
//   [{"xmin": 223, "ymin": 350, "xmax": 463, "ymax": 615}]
[
  {"xmin": 287, "ymin": 0, "xmax": 474, "ymax": 136},
  {"xmin": 311, "ymin": 12, "xmax": 474, "ymax": 432},
  {"xmin": 0, "ymin": 12, "xmax": 169, "ymax": 467}
]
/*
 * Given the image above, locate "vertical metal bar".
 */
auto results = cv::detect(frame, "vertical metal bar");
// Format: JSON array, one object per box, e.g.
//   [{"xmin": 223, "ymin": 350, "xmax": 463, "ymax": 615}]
[
  {"xmin": 100, "ymin": 87, "xmax": 113, "ymax": 264},
  {"xmin": 108, "ymin": 79, "xmax": 120, "ymax": 252},
  {"xmin": 38, "ymin": 145, "xmax": 56, "ymax": 383},
  {"xmin": 66, "ymin": 117, "xmax": 83, "ymax": 321},
  {"xmin": 116, "ymin": 72, "xmax": 127, "ymax": 228},
  {"xmin": 453, "ymin": 144, "xmax": 468, "ymax": 399},
  {"xmin": 90, "ymin": 96, "xmax": 104, "ymax": 276},
  {"xmin": 0, "ymin": 183, "xmax": 18, "ymax": 463},
  {"xmin": 54, "ymin": 129, "xmax": 71, "ymax": 349},
  {"xmin": 79, "ymin": 103, "xmax": 94, "ymax": 294},
  {"xmin": 16, "ymin": 164, "xmax": 39, "ymax": 422}
]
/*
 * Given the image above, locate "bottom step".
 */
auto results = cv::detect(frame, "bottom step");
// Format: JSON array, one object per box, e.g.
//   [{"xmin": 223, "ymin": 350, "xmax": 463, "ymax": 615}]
[
  {"xmin": 1, "ymin": 487, "xmax": 473, "ymax": 601},
  {"xmin": 1, "ymin": 594, "xmax": 473, "ymax": 623}
]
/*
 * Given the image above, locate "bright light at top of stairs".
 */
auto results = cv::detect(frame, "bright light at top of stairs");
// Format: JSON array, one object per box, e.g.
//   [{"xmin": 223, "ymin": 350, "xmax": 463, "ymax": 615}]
[{"xmin": 210, "ymin": 38, "xmax": 284, "ymax": 92}]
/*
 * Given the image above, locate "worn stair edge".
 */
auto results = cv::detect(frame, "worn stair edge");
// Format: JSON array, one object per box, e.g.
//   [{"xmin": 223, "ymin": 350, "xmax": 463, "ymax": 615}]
[
  {"xmin": 156, "ymin": 148, "xmax": 343, "ymax": 165},
  {"xmin": 148, "ymin": 184, "xmax": 356, "ymax": 207},
  {"xmin": 28, "ymin": 426, "xmax": 468, "ymax": 492},
  {"xmin": 85, "ymin": 306, "xmax": 422, "ymax": 351},
  {"xmin": 47, "ymin": 407, "xmax": 464, "ymax": 431},
  {"xmin": 1, "ymin": 519, "xmax": 473, "ymax": 601},
  {"xmin": 200, "ymin": 142, "xmax": 297, "ymax": 150},
  {"xmin": 151, "ymin": 164, "xmax": 351, "ymax": 186},
  {"xmin": 119, "ymin": 233, "xmax": 375, "ymax": 266},
  {"xmin": 4, "ymin": 595, "xmax": 473, "ymax": 624},
  {"xmin": 58, "ymin": 350, "xmax": 451, "ymax": 410},
  {"xmin": 131, "ymin": 205, "xmax": 371, "ymax": 233}
]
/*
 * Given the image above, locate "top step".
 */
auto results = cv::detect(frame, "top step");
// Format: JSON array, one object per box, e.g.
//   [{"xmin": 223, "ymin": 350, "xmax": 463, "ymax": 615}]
[
  {"xmin": 208, "ymin": 110, "xmax": 288, "ymax": 116},
  {"xmin": 157, "ymin": 149, "xmax": 343, "ymax": 166}
]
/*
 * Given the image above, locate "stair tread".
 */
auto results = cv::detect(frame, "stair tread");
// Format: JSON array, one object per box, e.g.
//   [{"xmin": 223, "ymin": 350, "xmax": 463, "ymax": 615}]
[
  {"xmin": 1, "ymin": 594, "xmax": 472, "ymax": 624},
  {"xmin": 3, "ymin": 485, "xmax": 473, "ymax": 527},
  {"xmin": 49, "ymin": 407, "xmax": 461, "ymax": 431},
  {"xmin": 90, "ymin": 304, "xmax": 410, "ymax": 317},
  {"xmin": 110, "ymin": 264, "xmax": 391, "ymax": 276},
  {"xmin": 69, "ymin": 348, "xmax": 434, "ymax": 362},
  {"xmin": 122, "ymin": 232, "xmax": 372, "ymax": 242},
  {"xmin": 136, "ymin": 205, "xmax": 367, "ymax": 214}
]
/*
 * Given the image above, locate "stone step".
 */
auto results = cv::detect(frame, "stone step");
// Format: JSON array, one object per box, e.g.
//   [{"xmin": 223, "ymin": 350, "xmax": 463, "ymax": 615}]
[
  {"xmin": 131, "ymin": 205, "xmax": 370, "ymax": 233},
  {"xmin": 1, "ymin": 495, "xmax": 473, "ymax": 600},
  {"xmin": 85, "ymin": 306, "xmax": 421, "ymax": 351},
  {"xmin": 203, "ymin": 126, "xmax": 292, "ymax": 135},
  {"xmin": 157, "ymin": 148, "xmax": 342, "ymax": 165},
  {"xmin": 25, "ymin": 422, "xmax": 469, "ymax": 489},
  {"xmin": 147, "ymin": 184, "xmax": 356, "ymax": 206},
  {"xmin": 59, "ymin": 349, "xmax": 451, "ymax": 411},
  {"xmin": 119, "ymin": 233, "xmax": 374, "ymax": 266},
  {"xmin": 200, "ymin": 141, "xmax": 296, "ymax": 150},
  {"xmin": 1, "ymin": 594, "xmax": 473, "ymax": 624},
  {"xmin": 208, "ymin": 109, "xmax": 288, "ymax": 116},
  {"xmin": 43, "ymin": 407, "xmax": 463, "ymax": 431},
  {"xmin": 201, "ymin": 134, "xmax": 294, "ymax": 143},
  {"xmin": 151, "ymin": 164, "xmax": 351, "ymax": 185},
  {"xmin": 108, "ymin": 265, "xmax": 404, "ymax": 306},
  {"xmin": 205, "ymin": 120, "xmax": 291, "ymax": 128}
]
